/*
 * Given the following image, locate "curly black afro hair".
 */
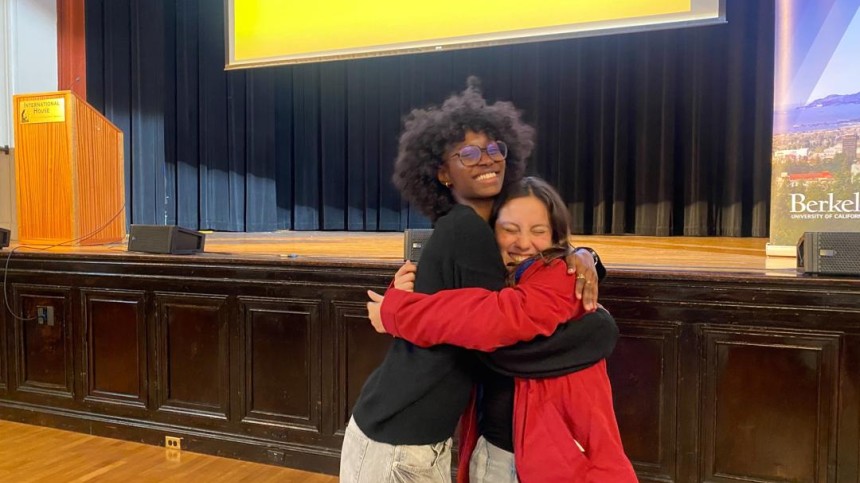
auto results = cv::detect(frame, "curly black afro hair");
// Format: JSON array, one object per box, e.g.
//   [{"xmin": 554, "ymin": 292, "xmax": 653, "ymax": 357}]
[{"xmin": 392, "ymin": 77, "xmax": 536, "ymax": 222}]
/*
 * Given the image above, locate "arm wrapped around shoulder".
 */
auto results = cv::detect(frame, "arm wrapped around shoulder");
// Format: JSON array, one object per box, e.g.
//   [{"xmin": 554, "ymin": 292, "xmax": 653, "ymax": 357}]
[{"xmin": 380, "ymin": 260, "xmax": 587, "ymax": 350}]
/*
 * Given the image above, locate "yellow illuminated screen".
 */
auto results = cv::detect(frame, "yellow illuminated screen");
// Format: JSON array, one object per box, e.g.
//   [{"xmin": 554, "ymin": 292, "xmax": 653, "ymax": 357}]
[{"xmin": 229, "ymin": 1, "xmax": 719, "ymax": 67}]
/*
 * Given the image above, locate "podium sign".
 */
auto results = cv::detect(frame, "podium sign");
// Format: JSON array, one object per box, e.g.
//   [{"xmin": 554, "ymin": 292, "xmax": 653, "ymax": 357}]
[{"xmin": 19, "ymin": 98, "xmax": 66, "ymax": 124}]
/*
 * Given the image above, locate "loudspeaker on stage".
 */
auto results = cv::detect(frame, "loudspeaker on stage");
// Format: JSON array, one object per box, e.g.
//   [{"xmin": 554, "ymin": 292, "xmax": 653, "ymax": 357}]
[
  {"xmin": 404, "ymin": 229, "xmax": 433, "ymax": 262},
  {"xmin": 797, "ymin": 232, "xmax": 860, "ymax": 276},
  {"xmin": 128, "ymin": 225, "xmax": 205, "ymax": 255}
]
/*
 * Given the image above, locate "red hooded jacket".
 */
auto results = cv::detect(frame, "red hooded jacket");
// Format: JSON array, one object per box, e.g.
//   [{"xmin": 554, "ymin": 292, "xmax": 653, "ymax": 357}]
[{"xmin": 380, "ymin": 259, "xmax": 637, "ymax": 482}]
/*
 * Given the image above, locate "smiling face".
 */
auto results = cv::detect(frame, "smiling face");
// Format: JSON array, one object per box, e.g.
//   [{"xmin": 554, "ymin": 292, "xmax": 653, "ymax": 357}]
[
  {"xmin": 494, "ymin": 195, "xmax": 554, "ymax": 270},
  {"xmin": 437, "ymin": 130, "xmax": 506, "ymax": 218}
]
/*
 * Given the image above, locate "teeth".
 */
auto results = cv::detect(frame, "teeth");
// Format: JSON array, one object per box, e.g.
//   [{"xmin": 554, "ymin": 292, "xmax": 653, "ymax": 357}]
[
  {"xmin": 476, "ymin": 172, "xmax": 497, "ymax": 181},
  {"xmin": 509, "ymin": 254, "xmax": 530, "ymax": 263}
]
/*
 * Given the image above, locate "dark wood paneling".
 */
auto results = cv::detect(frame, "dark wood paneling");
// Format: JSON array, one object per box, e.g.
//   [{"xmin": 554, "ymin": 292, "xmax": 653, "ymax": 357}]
[
  {"xmin": 81, "ymin": 289, "xmax": 146, "ymax": 408},
  {"xmin": 332, "ymin": 300, "xmax": 391, "ymax": 434},
  {"xmin": 608, "ymin": 320, "xmax": 680, "ymax": 482},
  {"xmin": 238, "ymin": 297, "xmax": 322, "ymax": 432},
  {"xmin": 156, "ymin": 294, "xmax": 229, "ymax": 419},
  {"xmin": 839, "ymin": 335, "xmax": 860, "ymax": 483},
  {"xmin": 0, "ymin": 251, "xmax": 857, "ymax": 479},
  {"xmin": 701, "ymin": 327, "xmax": 840, "ymax": 483},
  {"xmin": 13, "ymin": 287, "xmax": 73, "ymax": 398}
]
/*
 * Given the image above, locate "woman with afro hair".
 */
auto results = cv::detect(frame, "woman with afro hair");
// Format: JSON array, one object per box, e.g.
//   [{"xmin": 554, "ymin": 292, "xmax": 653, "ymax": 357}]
[{"xmin": 340, "ymin": 78, "xmax": 604, "ymax": 482}]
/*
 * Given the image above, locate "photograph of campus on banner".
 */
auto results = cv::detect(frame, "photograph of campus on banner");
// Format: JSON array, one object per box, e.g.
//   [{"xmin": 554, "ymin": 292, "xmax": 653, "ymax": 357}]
[{"xmin": 769, "ymin": 0, "xmax": 860, "ymax": 250}]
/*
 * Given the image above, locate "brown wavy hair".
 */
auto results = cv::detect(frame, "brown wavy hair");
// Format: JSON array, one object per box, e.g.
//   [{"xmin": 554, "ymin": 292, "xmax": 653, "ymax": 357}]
[{"xmin": 392, "ymin": 77, "xmax": 535, "ymax": 221}]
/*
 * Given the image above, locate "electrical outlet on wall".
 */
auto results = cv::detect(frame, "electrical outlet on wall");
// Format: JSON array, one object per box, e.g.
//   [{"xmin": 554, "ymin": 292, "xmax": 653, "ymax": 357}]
[
  {"xmin": 36, "ymin": 306, "xmax": 54, "ymax": 326},
  {"xmin": 165, "ymin": 436, "xmax": 182, "ymax": 450}
]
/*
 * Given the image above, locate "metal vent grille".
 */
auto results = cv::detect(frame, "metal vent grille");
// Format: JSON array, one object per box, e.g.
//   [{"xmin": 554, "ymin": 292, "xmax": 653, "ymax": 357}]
[{"xmin": 815, "ymin": 232, "xmax": 860, "ymax": 274}]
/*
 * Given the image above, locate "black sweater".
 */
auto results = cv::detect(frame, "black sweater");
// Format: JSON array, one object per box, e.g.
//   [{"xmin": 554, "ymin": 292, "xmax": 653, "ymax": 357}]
[{"xmin": 352, "ymin": 204, "xmax": 506, "ymax": 444}]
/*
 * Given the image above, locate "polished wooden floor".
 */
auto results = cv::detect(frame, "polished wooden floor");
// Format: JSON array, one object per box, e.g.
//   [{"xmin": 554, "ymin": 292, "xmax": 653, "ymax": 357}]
[
  {"xmin": 8, "ymin": 231, "xmax": 799, "ymax": 274},
  {"xmin": 0, "ymin": 420, "xmax": 338, "ymax": 483}
]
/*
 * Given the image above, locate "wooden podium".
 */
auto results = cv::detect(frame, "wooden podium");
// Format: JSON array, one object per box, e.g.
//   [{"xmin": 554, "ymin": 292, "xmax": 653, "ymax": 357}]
[{"xmin": 13, "ymin": 91, "xmax": 125, "ymax": 245}]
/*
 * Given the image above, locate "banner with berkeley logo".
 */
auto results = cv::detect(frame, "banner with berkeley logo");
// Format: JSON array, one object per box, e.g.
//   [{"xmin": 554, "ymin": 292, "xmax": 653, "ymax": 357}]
[{"xmin": 768, "ymin": 0, "xmax": 860, "ymax": 256}]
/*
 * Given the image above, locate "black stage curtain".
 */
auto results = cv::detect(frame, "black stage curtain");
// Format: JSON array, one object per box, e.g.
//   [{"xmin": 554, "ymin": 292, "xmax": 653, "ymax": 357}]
[{"xmin": 85, "ymin": 0, "xmax": 773, "ymax": 236}]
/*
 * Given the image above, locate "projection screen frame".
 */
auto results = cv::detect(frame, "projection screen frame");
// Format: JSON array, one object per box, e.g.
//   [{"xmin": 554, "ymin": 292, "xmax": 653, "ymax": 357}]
[{"xmin": 225, "ymin": 1, "xmax": 726, "ymax": 70}]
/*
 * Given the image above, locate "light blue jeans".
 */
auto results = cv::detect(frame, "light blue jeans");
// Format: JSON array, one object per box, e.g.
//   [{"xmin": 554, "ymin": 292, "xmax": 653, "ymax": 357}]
[
  {"xmin": 340, "ymin": 417, "xmax": 453, "ymax": 483},
  {"xmin": 469, "ymin": 436, "xmax": 519, "ymax": 483}
]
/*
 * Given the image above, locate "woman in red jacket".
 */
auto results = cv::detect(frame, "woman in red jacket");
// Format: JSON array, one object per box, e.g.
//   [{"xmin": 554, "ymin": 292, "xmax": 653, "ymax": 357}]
[{"xmin": 368, "ymin": 177, "xmax": 637, "ymax": 482}]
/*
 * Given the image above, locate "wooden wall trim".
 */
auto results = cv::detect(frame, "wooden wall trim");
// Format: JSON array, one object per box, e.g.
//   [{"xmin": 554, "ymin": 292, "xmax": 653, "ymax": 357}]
[{"xmin": 57, "ymin": 0, "xmax": 86, "ymax": 98}]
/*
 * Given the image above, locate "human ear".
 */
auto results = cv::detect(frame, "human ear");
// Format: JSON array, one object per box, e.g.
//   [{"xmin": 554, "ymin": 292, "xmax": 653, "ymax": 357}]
[{"xmin": 437, "ymin": 165, "xmax": 451, "ymax": 187}]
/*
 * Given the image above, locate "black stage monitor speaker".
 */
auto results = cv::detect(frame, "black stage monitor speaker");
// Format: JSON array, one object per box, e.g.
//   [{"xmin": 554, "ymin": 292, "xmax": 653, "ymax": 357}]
[
  {"xmin": 404, "ymin": 229, "xmax": 433, "ymax": 262},
  {"xmin": 0, "ymin": 227, "xmax": 9, "ymax": 248},
  {"xmin": 797, "ymin": 232, "xmax": 860, "ymax": 276},
  {"xmin": 128, "ymin": 225, "xmax": 205, "ymax": 255}
]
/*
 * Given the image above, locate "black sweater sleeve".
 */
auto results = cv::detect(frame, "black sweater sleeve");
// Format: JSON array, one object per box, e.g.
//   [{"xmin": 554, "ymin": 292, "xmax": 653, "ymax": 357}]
[{"xmin": 478, "ymin": 307, "xmax": 619, "ymax": 378}]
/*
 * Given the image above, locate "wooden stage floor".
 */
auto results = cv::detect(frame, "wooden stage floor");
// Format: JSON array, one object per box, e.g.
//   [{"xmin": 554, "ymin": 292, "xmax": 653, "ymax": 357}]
[{"xmin": 7, "ymin": 232, "xmax": 799, "ymax": 276}]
